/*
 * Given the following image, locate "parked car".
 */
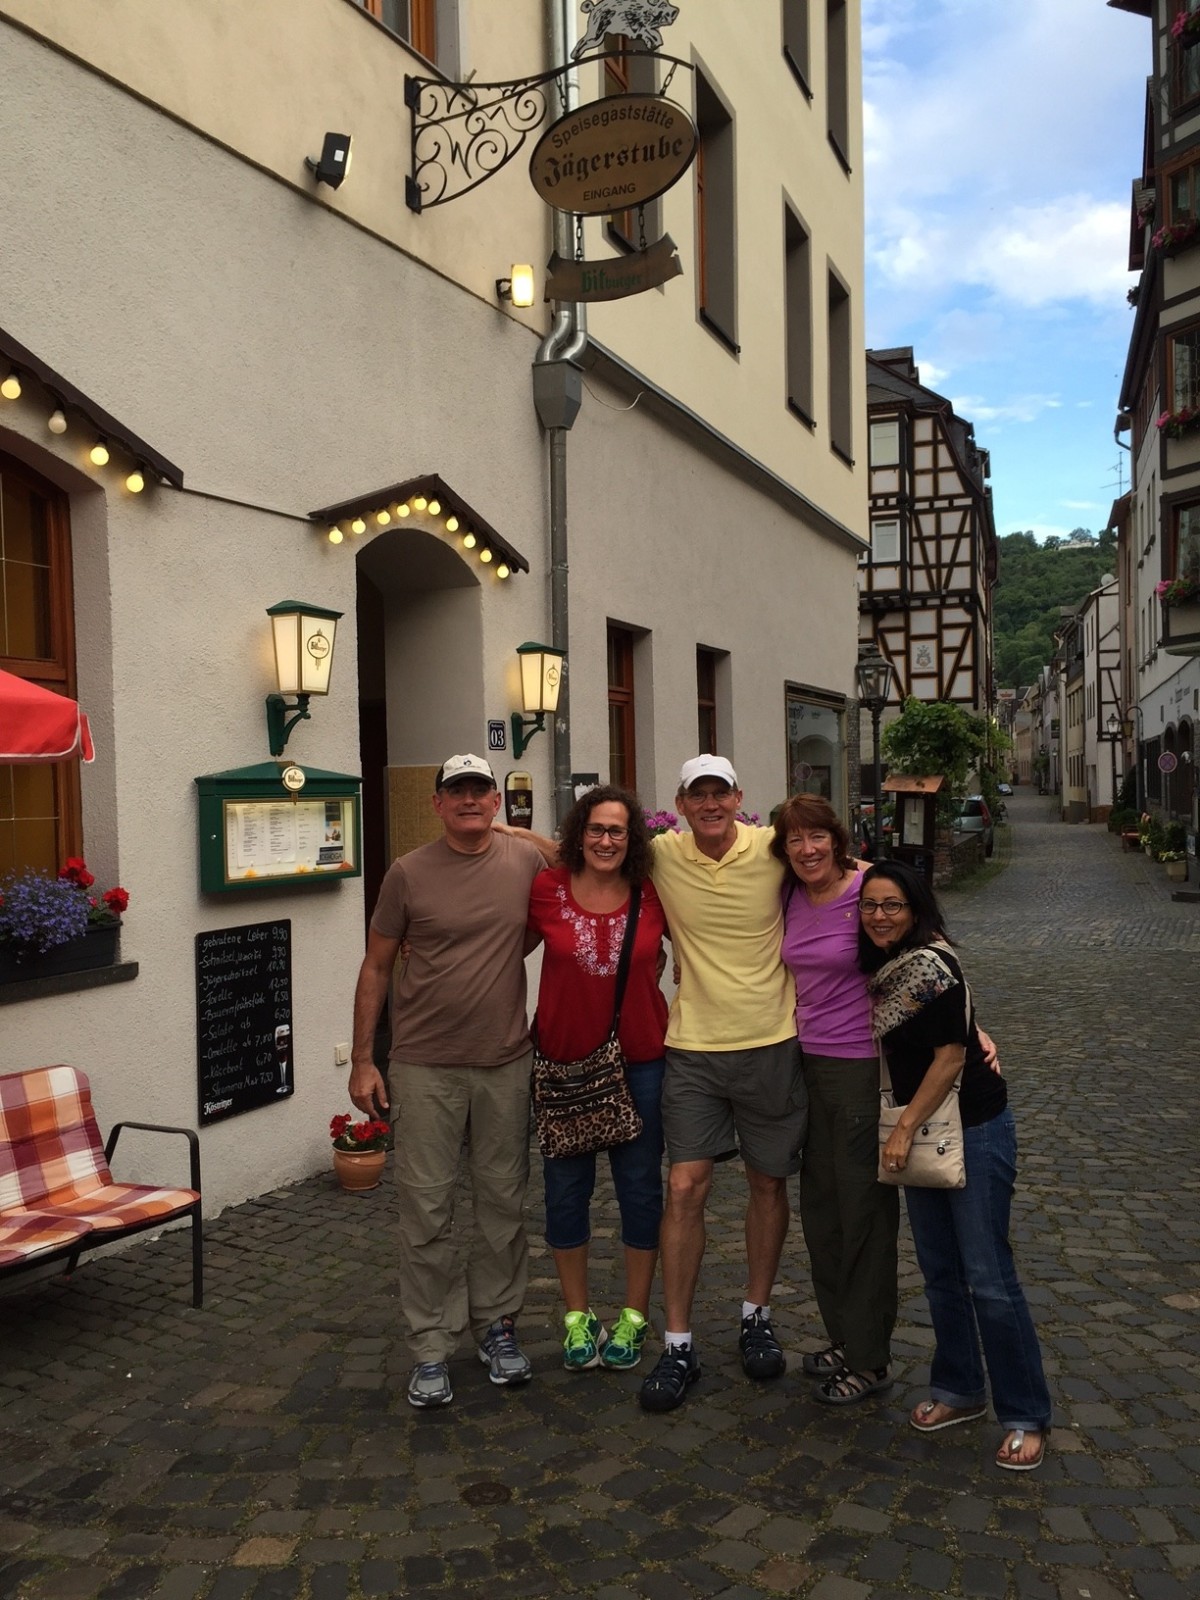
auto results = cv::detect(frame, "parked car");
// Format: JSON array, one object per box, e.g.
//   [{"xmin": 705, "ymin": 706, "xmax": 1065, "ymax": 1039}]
[
  {"xmin": 997, "ymin": 781, "xmax": 1013, "ymax": 796},
  {"xmin": 956, "ymin": 795, "xmax": 994, "ymax": 857}
]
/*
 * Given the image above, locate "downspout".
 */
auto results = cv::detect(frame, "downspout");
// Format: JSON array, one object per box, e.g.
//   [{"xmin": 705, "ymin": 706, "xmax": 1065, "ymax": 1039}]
[{"xmin": 534, "ymin": 0, "xmax": 588, "ymax": 825}]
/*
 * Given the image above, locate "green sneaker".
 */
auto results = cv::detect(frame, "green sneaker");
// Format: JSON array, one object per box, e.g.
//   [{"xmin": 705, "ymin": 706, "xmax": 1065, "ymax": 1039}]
[
  {"xmin": 562, "ymin": 1309, "xmax": 606, "ymax": 1370},
  {"xmin": 601, "ymin": 1306, "xmax": 648, "ymax": 1369}
]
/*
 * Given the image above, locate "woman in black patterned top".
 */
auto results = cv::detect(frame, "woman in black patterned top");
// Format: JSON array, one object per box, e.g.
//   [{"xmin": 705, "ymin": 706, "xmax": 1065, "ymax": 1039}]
[{"xmin": 857, "ymin": 861, "xmax": 1051, "ymax": 1473}]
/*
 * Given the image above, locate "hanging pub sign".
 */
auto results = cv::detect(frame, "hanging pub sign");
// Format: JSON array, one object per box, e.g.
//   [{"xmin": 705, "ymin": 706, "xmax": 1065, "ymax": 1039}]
[
  {"xmin": 529, "ymin": 93, "xmax": 698, "ymax": 216},
  {"xmin": 545, "ymin": 234, "xmax": 682, "ymax": 301}
]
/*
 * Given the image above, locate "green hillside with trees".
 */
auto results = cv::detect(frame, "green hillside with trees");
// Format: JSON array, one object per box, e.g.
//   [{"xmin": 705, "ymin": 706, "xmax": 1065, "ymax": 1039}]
[{"xmin": 993, "ymin": 528, "xmax": 1117, "ymax": 688}]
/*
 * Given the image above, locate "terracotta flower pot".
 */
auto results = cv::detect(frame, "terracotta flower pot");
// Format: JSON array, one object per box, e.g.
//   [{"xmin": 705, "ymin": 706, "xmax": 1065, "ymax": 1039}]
[{"xmin": 333, "ymin": 1147, "xmax": 387, "ymax": 1192}]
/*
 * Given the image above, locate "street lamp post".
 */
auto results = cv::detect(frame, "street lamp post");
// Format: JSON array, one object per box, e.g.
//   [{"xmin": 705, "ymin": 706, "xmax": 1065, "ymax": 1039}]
[
  {"xmin": 856, "ymin": 650, "xmax": 895, "ymax": 858},
  {"xmin": 1105, "ymin": 710, "xmax": 1120, "ymax": 815}
]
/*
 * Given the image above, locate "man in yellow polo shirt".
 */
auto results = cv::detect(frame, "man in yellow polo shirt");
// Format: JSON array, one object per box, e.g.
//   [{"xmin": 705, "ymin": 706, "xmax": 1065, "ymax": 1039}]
[{"xmin": 639, "ymin": 755, "xmax": 805, "ymax": 1413}]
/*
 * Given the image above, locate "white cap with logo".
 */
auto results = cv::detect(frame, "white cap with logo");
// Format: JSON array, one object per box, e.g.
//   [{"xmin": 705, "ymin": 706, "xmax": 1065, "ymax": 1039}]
[
  {"xmin": 436, "ymin": 753, "xmax": 497, "ymax": 790},
  {"xmin": 679, "ymin": 754, "xmax": 739, "ymax": 792}
]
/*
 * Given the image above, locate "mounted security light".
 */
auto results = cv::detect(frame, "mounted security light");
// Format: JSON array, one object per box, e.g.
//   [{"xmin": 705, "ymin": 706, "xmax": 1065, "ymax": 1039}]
[
  {"xmin": 305, "ymin": 132, "xmax": 353, "ymax": 190},
  {"xmin": 496, "ymin": 264, "xmax": 536, "ymax": 308},
  {"xmin": 265, "ymin": 600, "xmax": 343, "ymax": 757}
]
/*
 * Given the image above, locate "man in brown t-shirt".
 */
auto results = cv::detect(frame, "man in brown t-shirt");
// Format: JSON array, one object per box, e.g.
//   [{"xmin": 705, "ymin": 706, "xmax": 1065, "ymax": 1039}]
[{"xmin": 349, "ymin": 753, "xmax": 545, "ymax": 1409}]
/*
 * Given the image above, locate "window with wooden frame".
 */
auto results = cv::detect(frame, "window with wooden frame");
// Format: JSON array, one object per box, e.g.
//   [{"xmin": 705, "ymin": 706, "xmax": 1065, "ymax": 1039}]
[
  {"xmin": 782, "ymin": 0, "xmax": 811, "ymax": 94},
  {"xmin": 696, "ymin": 648, "xmax": 718, "ymax": 754},
  {"xmin": 827, "ymin": 267, "xmax": 853, "ymax": 462},
  {"xmin": 1169, "ymin": 323, "xmax": 1200, "ymax": 410},
  {"xmin": 1172, "ymin": 500, "xmax": 1200, "ymax": 581},
  {"xmin": 825, "ymin": 0, "xmax": 850, "ymax": 168},
  {"xmin": 1167, "ymin": 154, "xmax": 1200, "ymax": 223},
  {"xmin": 784, "ymin": 204, "xmax": 813, "ymax": 423},
  {"xmin": 870, "ymin": 519, "xmax": 900, "ymax": 564},
  {"xmin": 607, "ymin": 625, "xmax": 637, "ymax": 789},
  {"xmin": 694, "ymin": 70, "xmax": 737, "ymax": 352},
  {"xmin": 604, "ymin": 35, "xmax": 661, "ymax": 251},
  {"xmin": 353, "ymin": 0, "xmax": 438, "ymax": 62},
  {"xmin": 1171, "ymin": 0, "xmax": 1200, "ymax": 113},
  {"xmin": 0, "ymin": 451, "xmax": 81, "ymax": 875}
]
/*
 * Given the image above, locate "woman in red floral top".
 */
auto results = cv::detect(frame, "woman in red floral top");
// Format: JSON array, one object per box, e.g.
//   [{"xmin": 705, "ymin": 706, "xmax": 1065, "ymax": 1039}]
[{"xmin": 527, "ymin": 785, "xmax": 668, "ymax": 1374}]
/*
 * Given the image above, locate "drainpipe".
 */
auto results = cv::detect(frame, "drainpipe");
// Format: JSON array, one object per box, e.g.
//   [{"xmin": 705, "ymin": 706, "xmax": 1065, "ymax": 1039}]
[{"xmin": 534, "ymin": 0, "xmax": 588, "ymax": 825}]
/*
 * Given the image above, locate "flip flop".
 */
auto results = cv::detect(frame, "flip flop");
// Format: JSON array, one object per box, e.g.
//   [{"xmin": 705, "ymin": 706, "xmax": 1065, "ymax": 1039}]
[
  {"xmin": 995, "ymin": 1429, "xmax": 1046, "ymax": 1472},
  {"xmin": 910, "ymin": 1400, "xmax": 987, "ymax": 1433},
  {"xmin": 814, "ymin": 1366, "xmax": 892, "ymax": 1406},
  {"xmin": 801, "ymin": 1343, "xmax": 845, "ymax": 1377}
]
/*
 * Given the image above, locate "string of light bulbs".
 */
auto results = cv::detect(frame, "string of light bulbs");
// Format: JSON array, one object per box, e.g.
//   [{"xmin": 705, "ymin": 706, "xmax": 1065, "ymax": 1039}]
[
  {"xmin": 0, "ymin": 366, "xmax": 149, "ymax": 493},
  {"xmin": 324, "ymin": 497, "xmax": 512, "ymax": 580}
]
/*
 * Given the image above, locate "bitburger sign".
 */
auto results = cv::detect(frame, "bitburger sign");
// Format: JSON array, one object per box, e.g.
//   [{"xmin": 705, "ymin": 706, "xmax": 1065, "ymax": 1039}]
[{"xmin": 529, "ymin": 93, "xmax": 698, "ymax": 216}]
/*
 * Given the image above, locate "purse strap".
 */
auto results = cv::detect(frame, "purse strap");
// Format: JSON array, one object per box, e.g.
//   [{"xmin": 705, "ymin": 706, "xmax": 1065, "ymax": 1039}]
[
  {"xmin": 878, "ymin": 940, "xmax": 969, "ymax": 1097},
  {"xmin": 609, "ymin": 883, "xmax": 642, "ymax": 1034}
]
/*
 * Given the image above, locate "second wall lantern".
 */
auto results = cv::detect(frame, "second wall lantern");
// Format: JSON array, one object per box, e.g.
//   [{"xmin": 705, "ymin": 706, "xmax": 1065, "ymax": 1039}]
[
  {"xmin": 511, "ymin": 641, "xmax": 565, "ymax": 758},
  {"xmin": 266, "ymin": 600, "xmax": 343, "ymax": 757}
]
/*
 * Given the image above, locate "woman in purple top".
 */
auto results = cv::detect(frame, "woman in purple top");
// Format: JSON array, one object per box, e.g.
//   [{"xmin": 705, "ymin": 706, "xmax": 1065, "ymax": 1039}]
[{"xmin": 771, "ymin": 795, "xmax": 899, "ymax": 1404}]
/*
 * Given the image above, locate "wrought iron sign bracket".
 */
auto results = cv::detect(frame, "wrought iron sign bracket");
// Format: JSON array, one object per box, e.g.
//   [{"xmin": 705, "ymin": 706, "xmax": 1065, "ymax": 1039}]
[{"xmin": 405, "ymin": 50, "xmax": 692, "ymax": 213}]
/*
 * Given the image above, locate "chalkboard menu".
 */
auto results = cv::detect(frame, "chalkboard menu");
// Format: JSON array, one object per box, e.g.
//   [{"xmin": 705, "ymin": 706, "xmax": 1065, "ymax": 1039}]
[{"xmin": 196, "ymin": 921, "xmax": 292, "ymax": 1125}]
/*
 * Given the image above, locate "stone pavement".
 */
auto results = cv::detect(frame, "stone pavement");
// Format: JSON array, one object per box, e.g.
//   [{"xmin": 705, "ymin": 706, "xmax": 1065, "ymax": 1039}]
[{"xmin": 2, "ymin": 787, "xmax": 1200, "ymax": 1600}]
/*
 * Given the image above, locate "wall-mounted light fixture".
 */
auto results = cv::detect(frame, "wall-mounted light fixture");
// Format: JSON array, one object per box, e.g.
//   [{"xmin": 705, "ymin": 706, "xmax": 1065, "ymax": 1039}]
[
  {"xmin": 511, "ymin": 641, "xmax": 565, "ymax": 758},
  {"xmin": 305, "ymin": 132, "xmax": 353, "ymax": 189},
  {"xmin": 496, "ymin": 264, "xmax": 536, "ymax": 308},
  {"xmin": 265, "ymin": 600, "xmax": 343, "ymax": 757},
  {"xmin": 1, "ymin": 372, "xmax": 22, "ymax": 400}
]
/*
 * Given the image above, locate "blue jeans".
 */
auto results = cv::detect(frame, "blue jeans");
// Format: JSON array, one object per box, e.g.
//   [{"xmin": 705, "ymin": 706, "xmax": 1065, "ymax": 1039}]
[
  {"xmin": 904, "ymin": 1107, "xmax": 1051, "ymax": 1432},
  {"xmin": 542, "ymin": 1059, "xmax": 665, "ymax": 1252}
]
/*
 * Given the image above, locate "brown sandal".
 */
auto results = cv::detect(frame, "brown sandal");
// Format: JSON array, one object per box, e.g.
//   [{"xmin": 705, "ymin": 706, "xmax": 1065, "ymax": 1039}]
[{"xmin": 910, "ymin": 1400, "xmax": 987, "ymax": 1433}]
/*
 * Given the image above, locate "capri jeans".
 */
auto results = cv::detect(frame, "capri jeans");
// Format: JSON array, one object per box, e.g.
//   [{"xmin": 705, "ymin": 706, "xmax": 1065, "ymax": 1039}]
[
  {"xmin": 543, "ymin": 1058, "xmax": 665, "ymax": 1252},
  {"xmin": 904, "ymin": 1106, "xmax": 1051, "ymax": 1433}
]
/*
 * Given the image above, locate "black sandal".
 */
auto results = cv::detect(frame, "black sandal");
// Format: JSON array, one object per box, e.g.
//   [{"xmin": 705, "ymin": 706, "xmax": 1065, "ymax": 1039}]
[
  {"xmin": 801, "ymin": 1343, "xmax": 845, "ymax": 1377},
  {"xmin": 814, "ymin": 1365, "xmax": 892, "ymax": 1406}
]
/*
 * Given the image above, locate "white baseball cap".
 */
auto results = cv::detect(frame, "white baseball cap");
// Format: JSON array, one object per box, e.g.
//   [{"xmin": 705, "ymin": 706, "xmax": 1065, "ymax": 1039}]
[
  {"xmin": 436, "ymin": 753, "xmax": 497, "ymax": 789},
  {"xmin": 679, "ymin": 754, "xmax": 739, "ymax": 791}
]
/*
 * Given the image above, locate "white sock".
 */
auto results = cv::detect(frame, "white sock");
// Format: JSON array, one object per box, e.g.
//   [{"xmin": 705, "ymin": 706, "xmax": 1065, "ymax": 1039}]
[
  {"xmin": 742, "ymin": 1301, "xmax": 769, "ymax": 1322},
  {"xmin": 665, "ymin": 1330, "xmax": 692, "ymax": 1350}
]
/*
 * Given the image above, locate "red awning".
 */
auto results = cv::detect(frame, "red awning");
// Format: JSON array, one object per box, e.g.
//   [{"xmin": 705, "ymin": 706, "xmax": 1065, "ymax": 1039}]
[{"xmin": 0, "ymin": 669, "xmax": 95, "ymax": 763}]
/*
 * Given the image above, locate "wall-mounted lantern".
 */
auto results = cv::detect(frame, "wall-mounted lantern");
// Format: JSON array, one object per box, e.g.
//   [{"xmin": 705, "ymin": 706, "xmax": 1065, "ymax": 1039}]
[
  {"xmin": 511, "ymin": 641, "xmax": 564, "ymax": 758},
  {"xmin": 266, "ymin": 600, "xmax": 343, "ymax": 757}
]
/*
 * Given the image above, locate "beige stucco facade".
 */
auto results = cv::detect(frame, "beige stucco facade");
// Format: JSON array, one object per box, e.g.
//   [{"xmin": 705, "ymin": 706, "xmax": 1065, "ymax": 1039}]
[{"xmin": 1, "ymin": 0, "xmax": 867, "ymax": 1214}]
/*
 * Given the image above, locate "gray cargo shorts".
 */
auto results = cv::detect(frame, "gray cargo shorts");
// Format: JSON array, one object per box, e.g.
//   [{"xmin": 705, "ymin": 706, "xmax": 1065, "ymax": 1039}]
[{"xmin": 662, "ymin": 1038, "xmax": 806, "ymax": 1178}]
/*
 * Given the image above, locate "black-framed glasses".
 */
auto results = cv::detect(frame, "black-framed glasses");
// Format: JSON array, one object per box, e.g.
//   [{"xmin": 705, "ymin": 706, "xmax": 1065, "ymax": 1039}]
[
  {"xmin": 860, "ymin": 898, "xmax": 908, "ymax": 916},
  {"xmin": 584, "ymin": 824, "xmax": 629, "ymax": 841}
]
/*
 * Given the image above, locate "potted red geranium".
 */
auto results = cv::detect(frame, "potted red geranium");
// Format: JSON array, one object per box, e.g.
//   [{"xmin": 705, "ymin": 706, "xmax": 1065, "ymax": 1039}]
[
  {"xmin": 1172, "ymin": 9, "xmax": 1200, "ymax": 47},
  {"xmin": 330, "ymin": 1112, "xmax": 393, "ymax": 1192}
]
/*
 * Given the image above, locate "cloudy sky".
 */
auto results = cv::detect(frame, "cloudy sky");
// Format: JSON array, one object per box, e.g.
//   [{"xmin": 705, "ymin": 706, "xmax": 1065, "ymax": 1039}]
[{"xmin": 861, "ymin": 0, "xmax": 1149, "ymax": 541}]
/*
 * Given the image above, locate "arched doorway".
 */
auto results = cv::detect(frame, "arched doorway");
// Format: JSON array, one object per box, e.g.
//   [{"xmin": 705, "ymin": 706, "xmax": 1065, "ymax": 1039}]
[{"xmin": 355, "ymin": 527, "xmax": 483, "ymax": 932}]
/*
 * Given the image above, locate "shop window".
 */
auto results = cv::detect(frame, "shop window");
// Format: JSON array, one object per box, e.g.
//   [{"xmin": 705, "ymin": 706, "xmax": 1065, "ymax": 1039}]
[
  {"xmin": 604, "ymin": 35, "xmax": 661, "ymax": 250},
  {"xmin": 828, "ymin": 267, "xmax": 853, "ymax": 462},
  {"xmin": 782, "ymin": 0, "xmax": 810, "ymax": 94},
  {"xmin": 826, "ymin": 0, "xmax": 850, "ymax": 168},
  {"xmin": 784, "ymin": 204, "xmax": 813, "ymax": 423},
  {"xmin": 695, "ymin": 70, "xmax": 737, "ymax": 352},
  {"xmin": 0, "ymin": 451, "xmax": 80, "ymax": 874},
  {"xmin": 607, "ymin": 625, "xmax": 637, "ymax": 789},
  {"xmin": 1169, "ymin": 325, "xmax": 1200, "ymax": 410},
  {"xmin": 785, "ymin": 686, "xmax": 845, "ymax": 813}
]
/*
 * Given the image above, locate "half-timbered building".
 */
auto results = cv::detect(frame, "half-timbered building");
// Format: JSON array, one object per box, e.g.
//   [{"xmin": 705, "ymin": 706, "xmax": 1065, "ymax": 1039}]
[{"xmin": 860, "ymin": 348, "xmax": 998, "ymax": 740}]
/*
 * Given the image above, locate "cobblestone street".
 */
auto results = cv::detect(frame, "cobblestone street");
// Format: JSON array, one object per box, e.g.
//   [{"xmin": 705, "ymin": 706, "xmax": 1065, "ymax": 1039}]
[{"xmin": 3, "ymin": 788, "xmax": 1199, "ymax": 1600}]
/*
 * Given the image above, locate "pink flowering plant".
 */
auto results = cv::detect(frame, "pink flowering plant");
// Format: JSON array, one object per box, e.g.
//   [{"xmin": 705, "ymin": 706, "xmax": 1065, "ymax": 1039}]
[
  {"xmin": 1171, "ymin": 8, "xmax": 1200, "ymax": 45},
  {"xmin": 1152, "ymin": 217, "xmax": 1200, "ymax": 256},
  {"xmin": 1156, "ymin": 574, "xmax": 1200, "ymax": 604},
  {"xmin": 0, "ymin": 858, "xmax": 129, "ymax": 960},
  {"xmin": 1156, "ymin": 405, "xmax": 1200, "ymax": 439},
  {"xmin": 330, "ymin": 1113, "xmax": 393, "ymax": 1153},
  {"xmin": 643, "ymin": 809, "xmax": 680, "ymax": 835}
]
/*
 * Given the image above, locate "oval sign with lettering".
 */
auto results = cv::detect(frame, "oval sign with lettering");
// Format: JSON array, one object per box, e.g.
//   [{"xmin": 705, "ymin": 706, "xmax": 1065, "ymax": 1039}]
[{"xmin": 529, "ymin": 93, "xmax": 698, "ymax": 216}]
